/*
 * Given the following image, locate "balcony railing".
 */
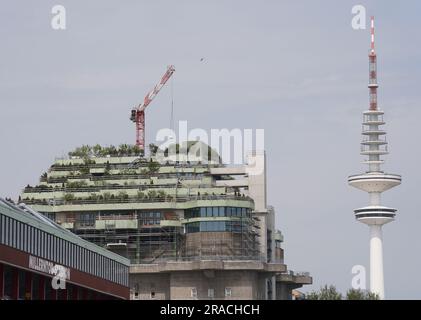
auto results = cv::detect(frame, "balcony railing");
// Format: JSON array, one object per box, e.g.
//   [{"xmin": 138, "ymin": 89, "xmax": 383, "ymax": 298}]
[
  {"xmin": 24, "ymin": 182, "xmax": 218, "ymax": 194},
  {"xmin": 42, "ymin": 172, "xmax": 210, "ymax": 184},
  {"xmin": 22, "ymin": 194, "xmax": 253, "ymax": 206}
]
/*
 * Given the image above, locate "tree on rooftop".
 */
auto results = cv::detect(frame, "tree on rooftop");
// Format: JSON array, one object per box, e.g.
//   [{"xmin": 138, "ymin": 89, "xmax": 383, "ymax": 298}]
[
  {"xmin": 64, "ymin": 193, "xmax": 75, "ymax": 203},
  {"xmin": 132, "ymin": 145, "xmax": 143, "ymax": 156},
  {"xmin": 148, "ymin": 159, "xmax": 160, "ymax": 173},
  {"xmin": 108, "ymin": 145, "xmax": 117, "ymax": 156},
  {"xmin": 93, "ymin": 144, "xmax": 102, "ymax": 156},
  {"xmin": 118, "ymin": 144, "xmax": 129, "ymax": 156},
  {"xmin": 149, "ymin": 143, "xmax": 159, "ymax": 156}
]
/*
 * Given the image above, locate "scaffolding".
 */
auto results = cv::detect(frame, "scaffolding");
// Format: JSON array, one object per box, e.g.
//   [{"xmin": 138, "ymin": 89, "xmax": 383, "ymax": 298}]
[{"xmin": 71, "ymin": 210, "xmax": 260, "ymax": 264}]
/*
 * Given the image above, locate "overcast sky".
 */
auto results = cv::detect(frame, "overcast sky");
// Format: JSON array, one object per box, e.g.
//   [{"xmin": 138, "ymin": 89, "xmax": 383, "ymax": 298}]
[{"xmin": 1, "ymin": 0, "xmax": 420, "ymax": 299}]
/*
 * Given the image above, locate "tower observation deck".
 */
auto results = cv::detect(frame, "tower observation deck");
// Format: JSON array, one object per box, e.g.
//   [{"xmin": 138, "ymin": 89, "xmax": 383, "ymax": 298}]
[{"xmin": 347, "ymin": 16, "xmax": 401, "ymax": 299}]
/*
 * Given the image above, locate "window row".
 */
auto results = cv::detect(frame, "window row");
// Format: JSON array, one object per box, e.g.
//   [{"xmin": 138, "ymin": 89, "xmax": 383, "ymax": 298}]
[
  {"xmin": 184, "ymin": 207, "xmax": 251, "ymax": 219},
  {"xmin": 185, "ymin": 220, "xmax": 251, "ymax": 233}
]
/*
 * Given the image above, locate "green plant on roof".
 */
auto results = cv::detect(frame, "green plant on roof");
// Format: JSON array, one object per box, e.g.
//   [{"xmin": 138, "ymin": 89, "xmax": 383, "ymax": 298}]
[
  {"xmin": 162, "ymin": 141, "xmax": 222, "ymax": 163},
  {"xmin": 66, "ymin": 181, "xmax": 88, "ymax": 189},
  {"xmin": 88, "ymin": 193, "xmax": 98, "ymax": 201},
  {"xmin": 148, "ymin": 159, "xmax": 160, "ymax": 173},
  {"xmin": 118, "ymin": 144, "xmax": 129, "ymax": 156},
  {"xmin": 64, "ymin": 193, "xmax": 75, "ymax": 203},
  {"xmin": 147, "ymin": 190, "xmax": 157, "ymax": 198},
  {"xmin": 68, "ymin": 144, "xmax": 144, "ymax": 158},
  {"xmin": 83, "ymin": 158, "xmax": 96, "ymax": 165},
  {"xmin": 149, "ymin": 143, "xmax": 159, "ymax": 156},
  {"xmin": 92, "ymin": 144, "xmax": 102, "ymax": 156},
  {"xmin": 80, "ymin": 166, "xmax": 90, "ymax": 175},
  {"xmin": 117, "ymin": 191, "xmax": 129, "ymax": 200}
]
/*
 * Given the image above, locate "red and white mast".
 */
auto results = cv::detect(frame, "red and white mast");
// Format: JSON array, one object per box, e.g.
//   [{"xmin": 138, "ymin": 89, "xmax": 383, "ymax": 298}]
[{"xmin": 368, "ymin": 16, "xmax": 378, "ymax": 110}]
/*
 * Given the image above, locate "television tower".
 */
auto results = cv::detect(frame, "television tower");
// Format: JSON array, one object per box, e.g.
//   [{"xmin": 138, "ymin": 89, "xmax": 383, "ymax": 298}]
[{"xmin": 348, "ymin": 16, "xmax": 401, "ymax": 299}]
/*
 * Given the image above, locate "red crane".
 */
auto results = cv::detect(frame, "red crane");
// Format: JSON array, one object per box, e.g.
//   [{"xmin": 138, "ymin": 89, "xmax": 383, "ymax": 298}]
[{"xmin": 130, "ymin": 65, "xmax": 175, "ymax": 151}]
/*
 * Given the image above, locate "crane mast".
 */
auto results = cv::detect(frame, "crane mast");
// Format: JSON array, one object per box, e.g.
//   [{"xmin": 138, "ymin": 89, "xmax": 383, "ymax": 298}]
[{"xmin": 130, "ymin": 65, "xmax": 175, "ymax": 151}]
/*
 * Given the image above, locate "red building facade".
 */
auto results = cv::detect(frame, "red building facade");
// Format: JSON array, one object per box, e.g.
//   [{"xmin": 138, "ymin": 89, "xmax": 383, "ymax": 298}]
[{"xmin": 0, "ymin": 199, "xmax": 130, "ymax": 300}]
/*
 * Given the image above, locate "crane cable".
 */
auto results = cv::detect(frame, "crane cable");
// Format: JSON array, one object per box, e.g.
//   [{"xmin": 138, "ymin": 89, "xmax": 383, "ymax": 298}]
[{"xmin": 170, "ymin": 76, "xmax": 174, "ymax": 132}]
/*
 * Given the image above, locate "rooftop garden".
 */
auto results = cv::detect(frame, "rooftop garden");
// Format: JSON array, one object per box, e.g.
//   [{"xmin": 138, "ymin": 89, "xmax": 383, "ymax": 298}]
[
  {"xmin": 68, "ymin": 144, "xmax": 143, "ymax": 158},
  {"xmin": 21, "ymin": 193, "xmax": 252, "ymax": 206},
  {"xmin": 161, "ymin": 141, "xmax": 222, "ymax": 164}
]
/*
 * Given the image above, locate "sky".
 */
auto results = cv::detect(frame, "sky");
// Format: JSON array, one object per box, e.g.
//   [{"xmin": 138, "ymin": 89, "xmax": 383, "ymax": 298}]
[{"xmin": 1, "ymin": 0, "xmax": 420, "ymax": 299}]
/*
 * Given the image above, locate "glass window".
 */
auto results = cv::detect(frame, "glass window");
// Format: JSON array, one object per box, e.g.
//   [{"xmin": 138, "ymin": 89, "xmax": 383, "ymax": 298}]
[
  {"xmin": 18, "ymin": 270, "xmax": 26, "ymax": 300},
  {"xmin": 47, "ymin": 235, "xmax": 51, "ymax": 260},
  {"xmin": 51, "ymin": 235, "xmax": 55, "ymax": 261},
  {"xmin": 34, "ymin": 229, "xmax": 38, "ymax": 256},
  {"xmin": 23, "ymin": 224, "xmax": 27, "ymax": 252},
  {"xmin": 17, "ymin": 223, "xmax": 20, "ymax": 250},
  {"xmin": 200, "ymin": 221, "xmax": 206, "ymax": 232},
  {"xmin": 206, "ymin": 207, "xmax": 212, "ymax": 217},
  {"xmin": 81, "ymin": 248, "xmax": 84, "ymax": 272},
  {"xmin": 32, "ymin": 274, "xmax": 40, "ymax": 300},
  {"xmin": 208, "ymin": 288, "xmax": 214, "ymax": 299},
  {"xmin": 3, "ymin": 265, "xmax": 13, "ymax": 299},
  {"xmin": 67, "ymin": 285, "xmax": 74, "ymax": 300},
  {"xmin": 200, "ymin": 207, "xmax": 206, "ymax": 217},
  {"xmin": 4, "ymin": 216, "xmax": 9, "ymax": 246},
  {"xmin": 38, "ymin": 230, "xmax": 44, "ymax": 257},
  {"xmin": 45, "ymin": 280, "xmax": 55, "ymax": 300},
  {"xmin": 12, "ymin": 219, "xmax": 17, "ymax": 248},
  {"xmin": 16, "ymin": 221, "xmax": 20, "ymax": 250},
  {"xmin": 0, "ymin": 215, "xmax": 3, "ymax": 244},
  {"xmin": 208, "ymin": 221, "xmax": 215, "ymax": 231},
  {"xmin": 191, "ymin": 288, "xmax": 197, "ymax": 298},
  {"xmin": 219, "ymin": 207, "xmax": 225, "ymax": 217},
  {"xmin": 212, "ymin": 207, "xmax": 218, "ymax": 217},
  {"xmin": 226, "ymin": 207, "xmax": 232, "ymax": 217}
]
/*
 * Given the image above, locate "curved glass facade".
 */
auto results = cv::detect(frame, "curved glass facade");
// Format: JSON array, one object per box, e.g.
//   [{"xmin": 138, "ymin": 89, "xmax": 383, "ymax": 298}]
[
  {"xmin": 184, "ymin": 207, "xmax": 252, "ymax": 233},
  {"xmin": 185, "ymin": 220, "xmax": 250, "ymax": 233}
]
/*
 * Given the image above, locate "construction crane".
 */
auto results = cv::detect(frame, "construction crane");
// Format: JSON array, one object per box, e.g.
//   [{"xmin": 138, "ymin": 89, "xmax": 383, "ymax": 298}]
[{"xmin": 130, "ymin": 65, "xmax": 175, "ymax": 151}]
